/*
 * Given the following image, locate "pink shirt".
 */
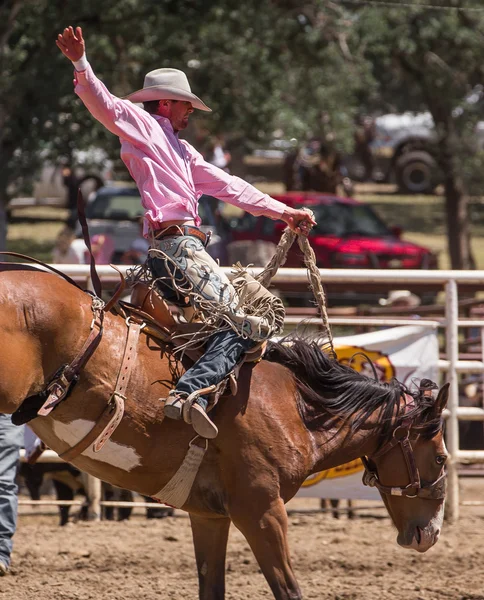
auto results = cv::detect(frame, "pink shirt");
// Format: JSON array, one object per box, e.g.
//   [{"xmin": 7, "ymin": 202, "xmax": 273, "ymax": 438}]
[{"xmin": 73, "ymin": 63, "xmax": 287, "ymax": 235}]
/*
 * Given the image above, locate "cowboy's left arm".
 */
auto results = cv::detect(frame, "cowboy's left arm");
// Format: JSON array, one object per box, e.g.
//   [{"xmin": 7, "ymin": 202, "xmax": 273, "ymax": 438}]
[{"xmin": 188, "ymin": 144, "xmax": 286, "ymax": 221}]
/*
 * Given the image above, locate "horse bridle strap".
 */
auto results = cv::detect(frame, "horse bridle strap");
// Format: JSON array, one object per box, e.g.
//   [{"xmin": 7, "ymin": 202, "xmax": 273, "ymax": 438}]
[{"xmin": 361, "ymin": 394, "xmax": 447, "ymax": 500}]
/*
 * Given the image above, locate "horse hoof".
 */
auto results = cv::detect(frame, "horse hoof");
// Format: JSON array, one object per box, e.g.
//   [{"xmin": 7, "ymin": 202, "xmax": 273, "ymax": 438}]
[{"xmin": 190, "ymin": 404, "xmax": 218, "ymax": 439}]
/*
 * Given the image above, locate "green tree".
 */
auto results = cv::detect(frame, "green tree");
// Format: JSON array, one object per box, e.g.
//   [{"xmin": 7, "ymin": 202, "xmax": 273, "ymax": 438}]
[{"xmin": 354, "ymin": 2, "xmax": 484, "ymax": 269}]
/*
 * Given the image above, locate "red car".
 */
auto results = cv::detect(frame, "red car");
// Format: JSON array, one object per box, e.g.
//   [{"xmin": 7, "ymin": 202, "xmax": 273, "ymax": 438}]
[{"xmin": 229, "ymin": 192, "xmax": 437, "ymax": 270}]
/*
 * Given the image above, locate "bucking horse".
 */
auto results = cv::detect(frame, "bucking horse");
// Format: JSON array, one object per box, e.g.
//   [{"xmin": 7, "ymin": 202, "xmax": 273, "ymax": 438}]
[{"xmin": 0, "ymin": 263, "xmax": 448, "ymax": 600}]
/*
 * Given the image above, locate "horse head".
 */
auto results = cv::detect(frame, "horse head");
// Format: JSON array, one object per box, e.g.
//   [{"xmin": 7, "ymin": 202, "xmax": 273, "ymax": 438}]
[{"xmin": 363, "ymin": 382, "xmax": 449, "ymax": 553}]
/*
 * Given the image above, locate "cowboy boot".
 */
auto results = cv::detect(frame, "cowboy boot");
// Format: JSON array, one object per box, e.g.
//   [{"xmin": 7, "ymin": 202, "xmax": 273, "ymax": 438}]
[
  {"xmin": 189, "ymin": 403, "xmax": 218, "ymax": 439},
  {"xmin": 163, "ymin": 390, "xmax": 218, "ymax": 439},
  {"xmin": 162, "ymin": 390, "xmax": 187, "ymax": 421}
]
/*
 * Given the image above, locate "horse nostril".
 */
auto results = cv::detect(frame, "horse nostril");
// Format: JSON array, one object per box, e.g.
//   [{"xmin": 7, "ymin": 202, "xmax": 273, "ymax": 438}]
[{"xmin": 415, "ymin": 527, "xmax": 422, "ymax": 544}]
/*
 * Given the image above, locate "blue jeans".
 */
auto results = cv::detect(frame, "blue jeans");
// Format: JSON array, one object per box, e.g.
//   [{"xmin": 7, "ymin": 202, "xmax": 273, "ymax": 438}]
[
  {"xmin": 0, "ymin": 415, "xmax": 23, "ymax": 568},
  {"xmin": 148, "ymin": 247, "xmax": 257, "ymax": 408},
  {"xmin": 176, "ymin": 329, "xmax": 254, "ymax": 408}
]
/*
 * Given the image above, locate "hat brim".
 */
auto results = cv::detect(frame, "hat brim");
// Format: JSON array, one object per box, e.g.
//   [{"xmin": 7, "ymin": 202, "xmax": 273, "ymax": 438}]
[{"xmin": 124, "ymin": 85, "xmax": 211, "ymax": 112}]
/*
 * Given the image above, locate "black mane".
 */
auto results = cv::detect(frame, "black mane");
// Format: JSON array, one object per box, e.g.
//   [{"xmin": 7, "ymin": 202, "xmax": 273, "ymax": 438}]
[{"xmin": 264, "ymin": 337, "xmax": 441, "ymax": 447}]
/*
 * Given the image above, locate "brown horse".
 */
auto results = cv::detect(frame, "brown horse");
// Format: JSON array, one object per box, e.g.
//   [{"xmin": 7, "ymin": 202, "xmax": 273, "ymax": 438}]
[{"xmin": 0, "ymin": 266, "xmax": 449, "ymax": 600}]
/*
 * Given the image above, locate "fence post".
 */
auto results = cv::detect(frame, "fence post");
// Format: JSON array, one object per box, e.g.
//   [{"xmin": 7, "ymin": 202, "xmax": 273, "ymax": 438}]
[{"xmin": 445, "ymin": 278, "xmax": 459, "ymax": 522}]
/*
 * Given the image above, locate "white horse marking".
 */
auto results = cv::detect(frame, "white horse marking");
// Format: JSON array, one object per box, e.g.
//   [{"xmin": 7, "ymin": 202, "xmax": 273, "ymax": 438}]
[{"xmin": 52, "ymin": 419, "xmax": 142, "ymax": 471}]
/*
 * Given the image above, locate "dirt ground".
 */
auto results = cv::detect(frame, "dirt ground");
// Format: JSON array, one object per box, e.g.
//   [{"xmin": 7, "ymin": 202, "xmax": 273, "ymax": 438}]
[{"xmin": 1, "ymin": 478, "xmax": 483, "ymax": 600}]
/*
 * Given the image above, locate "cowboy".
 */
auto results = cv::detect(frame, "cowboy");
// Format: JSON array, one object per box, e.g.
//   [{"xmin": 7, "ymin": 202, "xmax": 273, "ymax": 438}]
[{"xmin": 56, "ymin": 26, "xmax": 316, "ymax": 440}]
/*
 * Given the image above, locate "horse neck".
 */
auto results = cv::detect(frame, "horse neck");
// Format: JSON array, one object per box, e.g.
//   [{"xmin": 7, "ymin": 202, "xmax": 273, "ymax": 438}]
[{"xmin": 309, "ymin": 401, "xmax": 401, "ymax": 474}]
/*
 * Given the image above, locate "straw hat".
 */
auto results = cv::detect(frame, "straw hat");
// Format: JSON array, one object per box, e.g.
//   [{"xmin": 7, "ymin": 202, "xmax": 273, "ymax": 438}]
[
  {"xmin": 379, "ymin": 290, "xmax": 421, "ymax": 308},
  {"xmin": 124, "ymin": 68, "xmax": 211, "ymax": 112}
]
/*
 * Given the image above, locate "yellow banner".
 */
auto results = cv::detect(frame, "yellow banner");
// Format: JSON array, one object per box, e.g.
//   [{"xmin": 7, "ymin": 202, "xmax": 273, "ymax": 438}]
[{"xmin": 301, "ymin": 459, "xmax": 364, "ymax": 487}]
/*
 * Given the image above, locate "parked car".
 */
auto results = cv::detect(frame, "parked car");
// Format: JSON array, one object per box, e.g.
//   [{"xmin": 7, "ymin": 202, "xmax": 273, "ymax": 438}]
[
  {"xmin": 226, "ymin": 191, "xmax": 438, "ymax": 304},
  {"xmin": 72, "ymin": 186, "xmax": 227, "ymax": 264}
]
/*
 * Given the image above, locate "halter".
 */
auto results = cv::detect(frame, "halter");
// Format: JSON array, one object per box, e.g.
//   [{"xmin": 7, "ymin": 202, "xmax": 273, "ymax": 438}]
[{"xmin": 361, "ymin": 393, "xmax": 447, "ymax": 500}]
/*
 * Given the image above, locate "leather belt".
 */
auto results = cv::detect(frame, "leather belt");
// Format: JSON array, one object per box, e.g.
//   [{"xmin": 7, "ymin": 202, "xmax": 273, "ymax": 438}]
[{"xmin": 155, "ymin": 225, "xmax": 208, "ymax": 246}]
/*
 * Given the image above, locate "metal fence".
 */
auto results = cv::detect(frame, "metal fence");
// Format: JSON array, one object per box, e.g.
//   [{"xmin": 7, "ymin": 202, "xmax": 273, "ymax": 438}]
[{"xmin": 20, "ymin": 264, "xmax": 484, "ymax": 522}]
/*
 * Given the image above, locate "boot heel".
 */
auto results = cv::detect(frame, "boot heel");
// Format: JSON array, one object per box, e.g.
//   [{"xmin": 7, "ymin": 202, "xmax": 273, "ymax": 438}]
[{"xmin": 190, "ymin": 404, "xmax": 218, "ymax": 439}]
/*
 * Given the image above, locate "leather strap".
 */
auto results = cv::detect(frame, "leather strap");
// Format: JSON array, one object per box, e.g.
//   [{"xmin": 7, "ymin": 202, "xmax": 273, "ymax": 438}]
[
  {"xmin": 59, "ymin": 395, "xmax": 123, "ymax": 462},
  {"xmin": 37, "ymin": 314, "xmax": 104, "ymax": 417},
  {"xmin": 0, "ymin": 252, "xmax": 82, "ymax": 291},
  {"xmin": 77, "ymin": 188, "xmax": 103, "ymax": 298},
  {"xmin": 59, "ymin": 319, "xmax": 141, "ymax": 462}
]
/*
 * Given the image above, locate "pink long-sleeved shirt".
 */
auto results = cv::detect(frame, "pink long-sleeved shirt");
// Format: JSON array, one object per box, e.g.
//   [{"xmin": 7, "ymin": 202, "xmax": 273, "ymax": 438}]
[{"xmin": 73, "ymin": 63, "xmax": 287, "ymax": 235}]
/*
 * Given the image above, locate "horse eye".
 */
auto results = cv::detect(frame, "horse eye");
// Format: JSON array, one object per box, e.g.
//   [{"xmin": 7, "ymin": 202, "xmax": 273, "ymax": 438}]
[{"xmin": 436, "ymin": 455, "xmax": 447, "ymax": 466}]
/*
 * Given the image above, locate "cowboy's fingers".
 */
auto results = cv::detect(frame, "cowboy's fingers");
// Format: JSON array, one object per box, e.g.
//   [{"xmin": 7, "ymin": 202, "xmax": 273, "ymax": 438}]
[
  {"xmin": 70, "ymin": 26, "xmax": 81, "ymax": 42},
  {"xmin": 56, "ymin": 39, "xmax": 70, "ymax": 57},
  {"xmin": 75, "ymin": 26, "xmax": 84, "ymax": 42},
  {"xmin": 301, "ymin": 211, "xmax": 317, "ymax": 225},
  {"xmin": 56, "ymin": 37, "xmax": 72, "ymax": 53},
  {"xmin": 59, "ymin": 30, "xmax": 73, "ymax": 46},
  {"xmin": 65, "ymin": 27, "xmax": 78, "ymax": 45}
]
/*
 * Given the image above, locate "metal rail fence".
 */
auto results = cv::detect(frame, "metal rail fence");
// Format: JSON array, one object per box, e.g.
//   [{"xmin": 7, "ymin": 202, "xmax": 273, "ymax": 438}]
[{"xmin": 18, "ymin": 264, "xmax": 484, "ymax": 522}]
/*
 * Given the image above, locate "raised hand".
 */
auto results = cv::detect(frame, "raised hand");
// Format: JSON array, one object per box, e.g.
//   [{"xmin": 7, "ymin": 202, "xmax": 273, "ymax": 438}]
[{"xmin": 56, "ymin": 26, "xmax": 85, "ymax": 62}]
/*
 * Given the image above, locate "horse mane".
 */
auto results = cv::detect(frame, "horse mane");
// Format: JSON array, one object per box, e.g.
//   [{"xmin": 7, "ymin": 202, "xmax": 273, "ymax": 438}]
[{"xmin": 264, "ymin": 337, "xmax": 442, "ymax": 447}]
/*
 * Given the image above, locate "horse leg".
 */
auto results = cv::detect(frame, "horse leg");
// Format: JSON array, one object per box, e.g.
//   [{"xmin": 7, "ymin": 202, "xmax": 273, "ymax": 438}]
[
  {"xmin": 330, "ymin": 499, "xmax": 340, "ymax": 519},
  {"xmin": 231, "ymin": 498, "xmax": 302, "ymax": 600},
  {"xmin": 80, "ymin": 472, "xmax": 101, "ymax": 521},
  {"xmin": 52, "ymin": 480, "xmax": 73, "ymax": 526},
  {"xmin": 189, "ymin": 514, "xmax": 231, "ymax": 600}
]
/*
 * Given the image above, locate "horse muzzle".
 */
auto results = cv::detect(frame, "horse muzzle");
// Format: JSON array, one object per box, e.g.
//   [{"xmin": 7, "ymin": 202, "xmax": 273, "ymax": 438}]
[{"xmin": 397, "ymin": 523, "xmax": 441, "ymax": 553}]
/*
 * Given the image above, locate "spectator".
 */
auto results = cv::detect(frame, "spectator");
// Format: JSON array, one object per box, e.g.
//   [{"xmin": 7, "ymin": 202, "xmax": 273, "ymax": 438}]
[
  {"xmin": 24, "ymin": 427, "xmax": 46, "ymax": 465},
  {"xmin": 90, "ymin": 233, "xmax": 115, "ymax": 264},
  {"xmin": 206, "ymin": 135, "xmax": 231, "ymax": 172},
  {"xmin": 120, "ymin": 219, "xmax": 150, "ymax": 265},
  {"xmin": 0, "ymin": 415, "xmax": 24, "ymax": 576},
  {"xmin": 379, "ymin": 290, "xmax": 421, "ymax": 309},
  {"xmin": 52, "ymin": 227, "xmax": 80, "ymax": 264},
  {"xmin": 354, "ymin": 115, "xmax": 375, "ymax": 182}
]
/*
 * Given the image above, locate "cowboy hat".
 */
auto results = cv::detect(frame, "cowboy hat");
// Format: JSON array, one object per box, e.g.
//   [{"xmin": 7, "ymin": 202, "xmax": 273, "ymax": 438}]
[
  {"xmin": 379, "ymin": 289, "xmax": 421, "ymax": 308},
  {"xmin": 124, "ymin": 68, "xmax": 211, "ymax": 112}
]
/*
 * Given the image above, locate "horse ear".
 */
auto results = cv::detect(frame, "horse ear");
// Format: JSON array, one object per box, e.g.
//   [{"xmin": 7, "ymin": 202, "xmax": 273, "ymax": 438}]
[{"xmin": 434, "ymin": 382, "xmax": 450, "ymax": 414}]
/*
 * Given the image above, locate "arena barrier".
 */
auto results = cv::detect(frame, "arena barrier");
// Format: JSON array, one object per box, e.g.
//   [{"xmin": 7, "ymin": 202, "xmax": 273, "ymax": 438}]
[{"xmin": 17, "ymin": 264, "xmax": 484, "ymax": 522}]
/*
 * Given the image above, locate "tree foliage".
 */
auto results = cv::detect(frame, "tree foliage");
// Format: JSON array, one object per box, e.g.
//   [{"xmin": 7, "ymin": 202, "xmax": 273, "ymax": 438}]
[
  {"xmin": 3, "ymin": 0, "xmax": 483, "ymax": 267},
  {"xmin": 352, "ymin": 2, "xmax": 484, "ymax": 268}
]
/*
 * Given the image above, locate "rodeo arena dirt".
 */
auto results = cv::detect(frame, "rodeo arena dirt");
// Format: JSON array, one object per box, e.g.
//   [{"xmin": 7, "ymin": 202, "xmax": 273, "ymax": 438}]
[{"xmin": 1, "ymin": 477, "xmax": 483, "ymax": 600}]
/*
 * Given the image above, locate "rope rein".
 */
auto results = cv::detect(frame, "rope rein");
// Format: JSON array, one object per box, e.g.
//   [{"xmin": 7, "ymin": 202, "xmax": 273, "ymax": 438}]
[{"xmin": 257, "ymin": 221, "xmax": 335, "ymax": 358}]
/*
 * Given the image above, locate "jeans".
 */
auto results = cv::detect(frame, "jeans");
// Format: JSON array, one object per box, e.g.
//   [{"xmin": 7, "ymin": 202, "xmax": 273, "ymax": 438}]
[
  {"xmin": 176, "ymin": 329, "xmax": 254, "ymax": 408},
  {"xmin": 148, "ymin": 238, "xmax": 261, "ymax": 407},
  {"xmin": 148, "ymin": 234, "xmax": 280, "ymax": 341},
  {"xmin": 0, "ymin": 415, "xmax": 23, "ymax": 568}
]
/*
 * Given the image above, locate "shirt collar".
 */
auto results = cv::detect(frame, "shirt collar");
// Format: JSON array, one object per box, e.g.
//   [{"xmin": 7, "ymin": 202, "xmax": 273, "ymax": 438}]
[{"xmin": 153, "ymin": 114, "xmax": 177, "ymax": 135}]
